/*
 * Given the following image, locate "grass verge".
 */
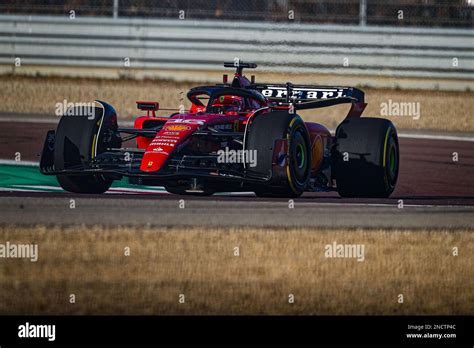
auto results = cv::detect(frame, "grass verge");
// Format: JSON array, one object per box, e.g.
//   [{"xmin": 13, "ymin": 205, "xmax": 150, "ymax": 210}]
[{"xmin": 0, "ymin": 225, "xmax": 472, "ymax": 315}]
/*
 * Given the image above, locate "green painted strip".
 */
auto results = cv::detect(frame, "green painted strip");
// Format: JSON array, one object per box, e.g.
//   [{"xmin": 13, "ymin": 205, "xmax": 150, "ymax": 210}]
[
  {"xmin": 0, "ymin": 164, "xmax": 254, "ymax": 195},
  {"xmin": 0, "ymin": 164, "xmax": 58, "ymax": 188},
  {"xmin": 0, "ymin": 164, "xmax": 166, "ymax": 192}
]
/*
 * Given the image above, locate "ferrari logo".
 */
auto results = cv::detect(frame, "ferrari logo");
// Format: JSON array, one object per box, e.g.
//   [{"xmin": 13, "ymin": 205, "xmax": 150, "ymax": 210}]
[{"xmin": 147, "ymin": 161, "xmax": 153, "ymax": 167}]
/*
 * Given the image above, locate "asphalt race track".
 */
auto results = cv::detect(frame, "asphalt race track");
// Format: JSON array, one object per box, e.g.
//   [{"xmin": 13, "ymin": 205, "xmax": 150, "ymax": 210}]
[{"xmin": 0, "ymin": 120, "xmax": 473, "ymax": 229}]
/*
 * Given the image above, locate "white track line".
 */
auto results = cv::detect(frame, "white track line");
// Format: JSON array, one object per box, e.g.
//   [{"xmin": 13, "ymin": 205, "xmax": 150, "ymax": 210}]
[
  {"xmin": 327, "ymin": 129, "xmax": 474, "ymax": 142},
  {"xmin": 108, "ymin": 187, "xmax": 168, "ymax": 194},
  {"xmin": 12, "ymin": 185, "xmax": 63, "ymax": 191},
  {"xmin": 1, "ymin": 186, "xmax": 167, "ymax": 194},
  {"xmin": 0, "ymin": 187, "xmax": 42, "ymax": 192},
  {"xmin": 0, "ymin": 116, "xmax": 135, "ymax": 127},
  {"xmin": 0, "ymin": 117, "xmax": 59, "ymax": 124},
  {"xmin": 0, "ymin": 159, "xmax": 40, "ymax": 166},
  {"xmin": 295, "ymin": 202, "xmax": 474, "ymax": 209},
  {"xmin": 397, "ymin": 133, "xmax": 474, "ymax": 142}
]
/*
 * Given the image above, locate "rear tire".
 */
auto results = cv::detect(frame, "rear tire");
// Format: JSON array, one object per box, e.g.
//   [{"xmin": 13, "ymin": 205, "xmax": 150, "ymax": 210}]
[{"xmin": 332, "ymin": 117, "xmax": 399, "ymax": 198}]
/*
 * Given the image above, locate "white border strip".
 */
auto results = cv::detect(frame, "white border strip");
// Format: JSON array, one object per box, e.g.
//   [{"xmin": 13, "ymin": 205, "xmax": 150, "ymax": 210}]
[
  {"xmin": 0, "ymin": 116, "xmax": 135, "ymax": 127},
  {"xmin": 0, "ymin": 159, "xmax": 39, "ymax": 166},
  {"xmin": 398, "ymin": 132, "xmax": 474, "ymax": 142},
  {"xmin": 295, "ymin": 201, "xmax": 474, "ymax": 209},
  {"xmin": 0, "ymin": 117, "xmax": 59, "ymax": 124},
  {"xmin": 12, "ymin": 185, "xmax": 63, "ymax": 191},
  {"xmin": 327, "ymin": 129, "xmax": 474, "ymax": 142}
]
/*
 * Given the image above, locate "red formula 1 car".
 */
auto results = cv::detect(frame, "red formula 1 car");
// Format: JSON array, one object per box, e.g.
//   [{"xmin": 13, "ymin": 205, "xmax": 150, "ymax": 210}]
[{"xmin": 40, "ymin": 62, "xmax": 399, "ymax": 198}]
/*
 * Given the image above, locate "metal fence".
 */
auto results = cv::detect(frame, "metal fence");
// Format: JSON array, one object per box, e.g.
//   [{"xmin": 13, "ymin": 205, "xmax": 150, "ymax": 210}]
[
  {"xmin": 0, "ymin": 0, "xmax": 473, "ymax": 28},
  {"xmin": 0, "ymin": 14, "xmax": 472, "ymax": 81}
]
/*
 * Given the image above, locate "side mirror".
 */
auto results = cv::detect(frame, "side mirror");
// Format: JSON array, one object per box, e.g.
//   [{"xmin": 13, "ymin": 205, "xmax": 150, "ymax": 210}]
[{"xmin": 136, "ymin": 101, "xmax": 159, "ymax": 117}]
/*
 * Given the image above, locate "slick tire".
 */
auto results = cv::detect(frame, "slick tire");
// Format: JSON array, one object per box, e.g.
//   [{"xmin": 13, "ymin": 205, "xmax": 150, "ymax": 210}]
[
  {"xmin": 54, "ymin": 102, "xmax": 121, "ymax": 194},
  {"xmin": 57, "ymin": 174, "xmax": 112, "ymax": 194},
  {"xmin": 332, "ymin": 117, "xmax": 399, "ymax": 198},
  {"xmin": 246, "ymin": 111, "xmax": 311, "ymax": 198}
]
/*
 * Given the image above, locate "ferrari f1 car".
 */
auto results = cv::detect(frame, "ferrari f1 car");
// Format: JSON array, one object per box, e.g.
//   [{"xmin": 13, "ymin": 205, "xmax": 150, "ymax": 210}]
[{"xmin": 40, "ymin": 62, "xmax": 399, "ymax": 198}]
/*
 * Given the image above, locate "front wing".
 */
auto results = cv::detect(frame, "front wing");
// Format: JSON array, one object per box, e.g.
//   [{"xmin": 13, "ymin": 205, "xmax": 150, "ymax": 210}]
[{"xmin": 39, "ymin": 130, "xmax": 271, "ymax": 185}]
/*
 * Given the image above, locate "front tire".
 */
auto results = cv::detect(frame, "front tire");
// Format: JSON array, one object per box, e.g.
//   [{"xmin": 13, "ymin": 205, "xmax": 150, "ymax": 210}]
[
  {"xmin": 54, "ymin": 101, "xmax": 121, "ymax": 194},
  {"xmin": 57, "ymin": 175, "xmax": 112, "ymax": 194}
]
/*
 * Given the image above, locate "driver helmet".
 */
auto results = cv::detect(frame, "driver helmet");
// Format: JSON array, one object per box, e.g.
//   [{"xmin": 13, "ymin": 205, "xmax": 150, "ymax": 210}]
[{"xmin": 210, "ymin": 95, "xmax": 244, "ymax": 114}]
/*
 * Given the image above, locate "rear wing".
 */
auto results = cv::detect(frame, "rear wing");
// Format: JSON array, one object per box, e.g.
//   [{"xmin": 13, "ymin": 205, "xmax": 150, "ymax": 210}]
[{"xmin": 249, "ymin": 83, "xmax": 365, "ymax": 113}]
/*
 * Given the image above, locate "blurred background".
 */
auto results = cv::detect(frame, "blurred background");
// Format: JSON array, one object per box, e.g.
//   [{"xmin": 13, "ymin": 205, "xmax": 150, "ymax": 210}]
[
  {"xmin": 0, "ymin": 0, "xmax": 472, "ymax": 131},
  {"xmin": 1, "ymin": 0, "xmax": 473, "ymax": 27},
  {"xmin": 0, "ymin": 2, "xmax": 473, "ymax": 316}
]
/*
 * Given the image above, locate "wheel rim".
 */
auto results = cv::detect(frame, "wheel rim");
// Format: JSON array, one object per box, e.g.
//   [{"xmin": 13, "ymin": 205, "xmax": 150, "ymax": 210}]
[
  {"xmin": 290, "ymin": 127, "xmax": 310, "ymax": 186},
  {"xmin": 296, "ymin": 143, "xmax": 305, "ymax": 169},
  {"xmin": 389, "ymin": 147, "xmax": 396, "ymax": 173},
  {"xmin": 386, "ymin": 132, "xmax": 399, "ymax": 185}
]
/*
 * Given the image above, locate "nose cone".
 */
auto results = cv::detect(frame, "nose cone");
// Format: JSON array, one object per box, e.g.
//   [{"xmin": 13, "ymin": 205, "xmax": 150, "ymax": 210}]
[
  {"xmin": 140, "ymin": 120, "xmax": 200, "ymax": 172},
  {"xmin": 140, "ymin": 151, "xmax": 170, "ymax": 172}
]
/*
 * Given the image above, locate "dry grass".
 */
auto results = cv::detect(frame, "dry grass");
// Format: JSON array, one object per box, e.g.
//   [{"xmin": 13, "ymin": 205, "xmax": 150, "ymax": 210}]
[
  {"xmin": 0, "ymin": 75, "xmax": 473, "ymax": 132},
  {"xmin": 0, "ymin": 225, "xmax": 472, "ymax": 315}
]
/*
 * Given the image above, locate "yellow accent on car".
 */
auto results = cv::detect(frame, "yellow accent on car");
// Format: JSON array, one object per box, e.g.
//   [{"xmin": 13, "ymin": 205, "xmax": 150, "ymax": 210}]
[
  {"xmin": 91, "ymin": 134, "xmax": 97, "ymax": 159},
  {"xmin": 383, "ymin": 127, "xmax": 391, "ymax": 167},
  {"xmin": 286, "ymin": 117, "xmax": 300, "ymax": 194}
]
